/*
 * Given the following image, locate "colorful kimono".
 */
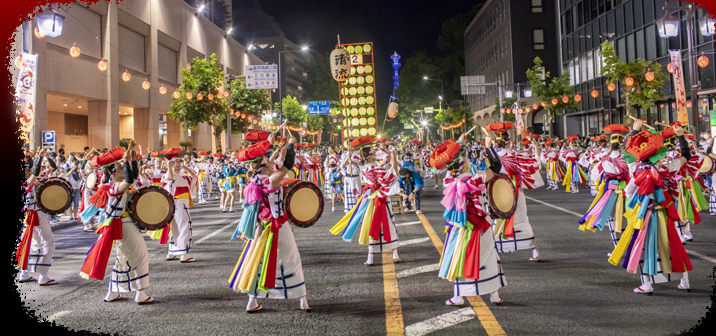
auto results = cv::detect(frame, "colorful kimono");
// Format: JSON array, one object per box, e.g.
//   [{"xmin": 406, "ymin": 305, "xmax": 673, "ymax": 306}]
[
  {"xmin": 229, "ymin": 175, "xmax": 306, "ymax": 299},
  {"xmin": 439, "ymin": 172, "xmax": 506, "ymax": 296},
  {"xmin": 560, "ymin": 148, "xmax": 588, "ymax": 192},
  {"xmin": 330, "ymin": 161, "xmax": 400, "ymax": 252},
  {"xmin": 329, "ymin": 170, "xmax": 344, "ymax": 194},
  {"xmin": 223, "ymin": 165, "xmax": 239, "ymax": 192},
  {"xmin": 15, "ymin": 181, "xmax": 54, "ymax": 273},
  {"xmin": 540, "ymin": 148, "xmax": 564, "ymax": 189}
]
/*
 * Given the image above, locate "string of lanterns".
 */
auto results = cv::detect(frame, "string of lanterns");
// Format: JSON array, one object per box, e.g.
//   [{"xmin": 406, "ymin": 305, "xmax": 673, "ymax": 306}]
[
  {"xmin": 270, "ymin": 125, "xmax": 321, "ymax": 135},
  {"xmin": 440, "ymin": 119, "xmax": 467, "ymax": 130}
]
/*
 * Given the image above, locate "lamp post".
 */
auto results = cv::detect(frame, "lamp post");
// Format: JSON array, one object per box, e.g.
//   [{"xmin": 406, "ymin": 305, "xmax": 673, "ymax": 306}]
[
  {"xmin": 278, "ymin": 46, "xmax": 309, "ymax": 124},
  {"xmin": 657, "ymin": 4, "xmax": 711, "ymax": 146},
  {"xmin": 423, "ymin": 76, "xmax": 444, "ymax": 140}
]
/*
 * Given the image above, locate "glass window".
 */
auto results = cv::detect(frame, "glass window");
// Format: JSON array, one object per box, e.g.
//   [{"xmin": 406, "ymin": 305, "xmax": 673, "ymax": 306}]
[
  {"xmin": 636, "ymin": 29, "xmax": 645, "ymax": 60},
  {"xmin": 581, "ymin": 56, "xmax": 588, "ymax": 83},
  {"xmin": 605, "ymin": 0, "xmax": 613, "ymax": 11},
  {"xmin": 624, "ymin": 0, "xmax": 633, "ymax": 33},
  {"xmin": 586, "ymin": 25, "xmax": 593, "ymax": 52},
  {"xmin": 616, "ymin": 5, "xmax": 625, "ymax": 36},
  {"xmin": 594, "ymin": 49, "xmax": 602, "ymax": 77},
  {"xmin": 573, "ymin": 8, "xmax": 579, "ymax": 32},
  {"xmin": 698, "ymin": 45, "xmax": 715, "ymax": 90},
  {"xmin": 532, "ymin": 0, "xmax": 543, "ymax": 13},
  {"xmin": 600, "ymin": 16, "xmax": 607, "ymax": 42},
  {"xmin": 578, "ymin": 1, "xmax": 584, "ymax": 28},
  {"xmin": 592, "ymin": 21, "xmax": 600, "ymax": 49},
  {"xmin": 587, "ymin": 52, "xmax": 595, "ymax": 80},
  {"xmin": 569, "ymin": 59, "xmax": 575, "ymax": 85},
  {"xmin": 579, "ymin": 27, "xmax": 586, "ymax": 55},
  {"xmin": 561, "ymin": 14, "xmax": 566, "ymax": 36},
  {"xmin": 607, "ymin": 11, "xmax": 616, "ymax": 39},
  {"xmin": 533, "ymin": 29, "xmax": 545, "ymax": 50},
  {"xmin": 627, "ymin": 33, "xmax": 635, "ymax": 62},
  {"xmin": 643, "ymin": 0, "xmax": 655, "ymax": 24},
  {"xmin": 646, "ymin": 24, "xmax": 657, "ymax": 60},
  {"xmin": 654, "ymin": 0, "xmax": 665, "ymax": 19},
  {"xmin": 591, "ymin": 0, "xmax": 598, "ymax": 20},
  {"xmin": 598, "ymin": 0, "xmax": 606, "ymax": 14},
  {"xmin": 617, "ymin": 37, "xmax": 627, "ymax": 62},
  {"xmin": 574, "ymin": 57, "xmax": 582, "ymax": 83},
  {"xmin": 566, "ymin": 9, "xmax": 573, "ymax": 34},
  {"xmin": 633, "ymin": 0, "xmax": 643, "ymax": 28}
]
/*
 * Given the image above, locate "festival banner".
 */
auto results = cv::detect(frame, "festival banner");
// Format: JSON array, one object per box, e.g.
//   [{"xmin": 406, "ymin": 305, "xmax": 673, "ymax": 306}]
[
  {"xmin": 515, "ymin": 108, "xmax": 524, "ymax": 130},
  {"xmin": 670, "ymin": 50, "xmax": 689, "ymax": 125},
  {"xmin": 15, "ymin": 53, "xmax": 38, "ymax": 144}
]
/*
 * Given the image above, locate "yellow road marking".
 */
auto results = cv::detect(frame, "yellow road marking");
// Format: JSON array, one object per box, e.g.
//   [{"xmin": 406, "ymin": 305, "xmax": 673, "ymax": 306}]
[
  {"xmin": 383, "ymin": 251, "xmax": 405, "ymax": 335},
  {"xmin": 417, "ymin": 213, "xmax": 507, "ymax": 336}
]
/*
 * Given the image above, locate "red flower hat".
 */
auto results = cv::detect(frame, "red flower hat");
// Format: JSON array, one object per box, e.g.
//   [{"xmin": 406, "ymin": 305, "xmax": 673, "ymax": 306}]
[
  {"xmin": 532, "ymin": 133, "xmax": 541, "ymax": 139},
  {"xmin": 520, "ymin": 138, "xmax": 531, "ymax": 146},
  {"xmin": 238, "ymin": 140, "xmax": 271, "ymax": 162},
  {"xmin": 351, "ymin": 136, "xmax": 379, "ymax": 149},
  {"xmin": 661, "ymin": 128, "xmax": 677, "ymax": 139},
  {"xmin": 91, "ymin": 147, "xmax": 124, "ymax": 167},
  {"xmin": 567, "ymin": 135, "xmax": 579, "ymax": 142},
  {"xmin": 544, "ymin": 138, "xmax": 555, "ymax": 146},
  {"xmin": 625, "ymin": 130, "xmax": 664, "ymax": 162},
  {"xmin": 198, "ymin": 150, "xmax": 210, "ymax": 155},
  {"xmin": 213, "ymin": 153, "xmax": 224, "ymax": 158},
  {"xmin": 429, "ymin": 140, "xmax": 461, "ymax": 171},
  {"xmin": 245, "ymin": 130, "xmax": 269, "ymax": 142},
  {"xmin": 410, "ymin": 139, "xmax": 422, "ymax": 145},
  {"xmin": 486, "ymin": 122, "xmax": 513, "ymax": 136},
  {"xmin": 603, "ymin": 124, "xmax": 629, "ymax": 133}
]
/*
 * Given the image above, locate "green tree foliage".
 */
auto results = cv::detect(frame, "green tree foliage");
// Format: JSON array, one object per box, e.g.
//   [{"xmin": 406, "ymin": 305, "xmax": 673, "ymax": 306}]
[
  {"xmin": 599, "ymin": 40, "xmax": 666, "ymax": 126},
  {"xmin": 218, "ymin": 78, "xmax": 272, "ymax": 135},
  {"xmin": 307, "ymin": 115, "xmax": 324, "ymax": 132},
  {"xmin": 526, "ymin": 57, "xmax": 579, "ymax": 136},
  {"xmin": 168, "ymin": 53, "xmax": 229, "ymax": 152},
  {"xmin": 119, "ymin": 138, "xmax": 135, "ymax": 149},
  {"xmin": 301, "ymin": 54, "xmax": 339, "ymax": 102},
  {"xmin": 276, "ymin": 95, "xmax": 306, "ymax": 128}
]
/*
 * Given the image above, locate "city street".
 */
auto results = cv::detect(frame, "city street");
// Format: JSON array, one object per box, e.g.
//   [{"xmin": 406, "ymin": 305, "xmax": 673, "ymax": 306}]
[{"xmin": 16, "ymin": 176, "xmax": 715, "ymax": 336}]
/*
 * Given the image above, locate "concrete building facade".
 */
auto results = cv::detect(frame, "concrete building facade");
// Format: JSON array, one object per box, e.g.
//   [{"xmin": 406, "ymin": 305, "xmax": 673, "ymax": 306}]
[{"xmin": 12, "ymin": 0, "xmax": 264, "ymax": 153}]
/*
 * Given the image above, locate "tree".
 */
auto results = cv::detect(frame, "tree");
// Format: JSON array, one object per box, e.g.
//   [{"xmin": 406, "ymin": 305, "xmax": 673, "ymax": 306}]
[
  {"xmin": 525, "ymin": 57, "xmax": 579, "ymax": 137},
  {"xmin": 435, "ymin": 104, "xmax": 472, "ymax": 139},
  {"xmin": 437, "ymin": 4, "xmax": 482, "ymax": 102},
  {"xmin": 392, "ymin": 52, "xmax": 444, "ymax": 140},
  {"xmin": 599, "ymin": 40, "xmax": 666, "ymax": 126},
  {"xmin": 307, "ymin": 115, "xmax": 324, "ymax": 132},
  {"xmin": 217, "ymin": 78, "xmax": 272, "ymax": 137},
  {"xmin": 276, "ymin": 95, "xmax": 306, "ymax": 128},
  {"xmin": 301, "ymin": 54, "xmax": 339, "ymax": 103},
  {"xmin": 168, "ymin": 53, "xmax": 229, "ymax": 152}
]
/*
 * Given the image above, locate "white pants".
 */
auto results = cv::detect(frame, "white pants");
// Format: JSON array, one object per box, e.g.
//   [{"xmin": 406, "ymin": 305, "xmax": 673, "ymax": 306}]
[
  {"xmin": 249, "ymin": 224, "xmax": 307, "ymax": 299},
  {"xmin": 109, "ymin": 218, "xmax": 150, "ymax": 292},
  {"xmin": 494, "ymin": 191, "xmax": 537, "ymax": 252},
  {"xmin": 453, "ymin": 227, "xmax": 506, "ymax": 296},
  {"xmin": 367, "ymin": 201, "xmax": 399, "ymax": 253},
  {"xmin": 344, "ymin": 176, "xmax": 361, "ymax": 212},
  {"xmin": 24, "ymin": 211, "xmax": 54, "ymax": 275},
  {"xmin": 168, "ymin": 199, "xmax": 192, "ymax": 255}
]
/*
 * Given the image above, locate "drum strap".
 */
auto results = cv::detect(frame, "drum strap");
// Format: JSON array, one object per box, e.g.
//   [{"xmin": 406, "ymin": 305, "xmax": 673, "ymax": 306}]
[{"xmin": 15, "ymin": 210, "xmax": 39, "ymax": 270}]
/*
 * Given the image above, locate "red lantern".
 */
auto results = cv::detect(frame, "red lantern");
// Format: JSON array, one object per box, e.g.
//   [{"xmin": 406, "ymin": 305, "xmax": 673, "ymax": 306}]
[
  {"xmin": 518, "ymin": 108, "xmax": 524, "ymax": 113},
  {"xmin": 98, "ymin": 59, "xmax": 108, "ymax": 72},
  {"xmin": 258, "ymin": 121, "xmax": 262, "ymax": 126},
  {"xmin": 562, "ymin": 96, "xmax": 569, "ymax": 103},
  {"xmin": 645, "ymin": 71, "xmax": 655, "ymax": 82},
  {"xmin": 159, "ymin": 84, "xmax": 167, "ymax": 95},
  {"xmin": 122, "ymin": 70, "xmax": 131, "ymax": 82},
  {"xmin": 552, "ymin": 98, "xmax": 559, "ymax": 105},
  {"xmin": 574, "ymin": 94, "xmax": 582, "ymax": 102},
  {"xmin": 608, "ymin": 83, "xmax": 616, "ymax": 91},
  {"xmin": 208, "ymin": 93, "xmax": 214, "ymax": 101},
  {"xmin": 591, "ymin": 90, "xmax": 599, "ymax": 98},
  {"xmin": 525, "ymin": 107, "xmax": 531, "ymax": 113},
  {"xmin": 532, "ymin": 103, "xmax": 539, "ymax": 109},
  {"xmin": 541, "ymin": 101, "xmax": 547, "ymax": 107},
  {"xmin": 173, "ymin": 90, "xmax": 180, "ymax": 99},
  {"xmin": 500, "ymin": 108, "xmax": 505, "ymax": 113},
  {"xmin": 197, "ymin": 92, "xmax": 203, "ymax": 101},
  {"xmin": 701, "ymin": 101, "xmax": 708, "ymax": 108},
  {"xmin": 686, "ymin": 102, "xmax": 692, "ymax": 108},
  {"xmin": 660, "ymin": 104, "xmax": 665, "ymax": 108},
  {"xmin": 224, "ymin": 91, "xmax": 230, "ymax": 98},
  {"xmin": 241, "ymin": 113, "xmax": 246, "ymax": 119},
  {"xmin": 672, "ymin": 103, "xmax": 675, "ymax": 108},
  {"xmin": 625, "ymin": 77, "xmax": 634, "ymax": 86},
  {"xmin": 253, "ymin": 119, "xmax": 258, "ymax": 124},
  {"xmin": 698, "ymin": 55, "xmax": 709, "ymax": 68},
  {"xmin": 69, "ymin": 43, "xmax": 80, "ymax": 58},
  {"xmin": 699, "ymin": 114, "xmax": 703, "ymax": 118},
  {"xmin": 186, "ymin": 92, "xmax": 193, "ymax": 100},
  {"xmin": 668, "ymin": 63, "xmax": 674, "ymax": 73},
  {"xmin": 142, "ymin": 79, "xmax": 150, "ymax": 90}
]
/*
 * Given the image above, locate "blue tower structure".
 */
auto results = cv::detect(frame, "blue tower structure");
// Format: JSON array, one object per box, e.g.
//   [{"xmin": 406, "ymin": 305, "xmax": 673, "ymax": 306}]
[{"xmin": 390, "ymin": 52, "xmax": 401, "ymax": 101}]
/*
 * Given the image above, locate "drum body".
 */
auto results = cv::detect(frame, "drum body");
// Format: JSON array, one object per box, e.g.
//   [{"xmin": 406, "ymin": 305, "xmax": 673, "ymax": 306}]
[
  {"xmin": 36, "ymin": 178, "xmax": 73, "ymax": 215},
  {"xmin": 127, "ymin": 186, "xmax": 175, "ymax": 230},
  {"xmin": 486, "ymin": 173, "xmax": 517, "ymax": 219},
  {"xmin": 280, "ymin": 179, "xmax": 324, "ymax": 228},
  {"xmin": 699, "ymin": 156, "xmax": 713, "ymax": 174},
  {"xmin": 85, "ymin": 171, "xmax": 98, "ymax": 190},
  {"xmin": 286, "ymin": 168, "xmax": 297, "ymax": 180}
]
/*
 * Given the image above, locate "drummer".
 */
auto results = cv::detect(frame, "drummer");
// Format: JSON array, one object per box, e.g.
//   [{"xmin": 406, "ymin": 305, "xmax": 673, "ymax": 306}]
[
  {"xmin": 16, "ymin": 148, "xmax": 59, "ymax": 286},
  {"xmin": 229, "ymin": 127, "xmax": 311, "ymax": 313}
]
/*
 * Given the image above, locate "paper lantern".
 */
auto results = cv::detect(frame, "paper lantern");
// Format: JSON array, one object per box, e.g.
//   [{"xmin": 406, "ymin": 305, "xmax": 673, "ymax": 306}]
[
  {"xmin": 552, "ymin": 98, "xmax": 558, "ymax": 105},
  {"xmin": 98, "ymin": 59, "xmax": 107, "ymax": 71},
  {"xmin": 699, "ymin": 114, "xmax": 703, "ymax": 118},
  {"xmin": 258, "ymin": 121, "xmax": 262, "ymax": 126},
  {"xmin": 686, "ymin": 102, "xmax": 692, "ymax": 108},
  {"xmin": 197, "ymin": 92, "xmax": 203, "ymax": 101},
  {"xmin": 330, "ymin": 48, "xmax": 351, "ymax": 82},
  {"xmin": 34, "ymin": 27, "xmax": 45, "ymax": 39},
  {"xmin": 208, "ymin": 93, "xmax": 214, "ymax": 101},
  {"xmin": 541, "ymin": 101, "xmax": 547, "ymax": 107},
  {"xmin": 591, "ymin": 90, "xmax": 599, "ymax": 98},
  {"xmin": 518, "ymin": 108, "xmax": 524, "ymax": 113},
  {"xmin": 186, "ymin": 92, "xmax": 192, "ymax": 100},
  {"xmin": 69, "ymin": 43, "xmax": 80, "ymax": 58},
  {"xmin": 660, "ymin": 104, "xmax": 665, "ymax": 108},
  {"xmin": 645, "ymin": 71, "xmax": 655, "ymax": 82},
  {"xmin": 562, "ymin": 96, "xmax": 569, "ymax": 103},
  {"xmin": 122, "ymin": 70, "xmax": 131, "ymax": 82},
  {"xmin": 253, "ymin": 119, "xmax": 258, "ymax": 124},
  {"xmin": 672, "ymin": 103, "xmax": 675, "ymax": 108},
  {"xmin": 698, "ymin": 55, "xmax": 709, "ymax": 68},
  {"xmin": 387, "ymin": 102, "xmax": 399, "ymax": 118},
  {"xmin": 224, "ymin": 91, "xmax": 229, "ymax": 98},
  {"xmin": 574, "ymin": 94, "xmax": 582, "ymax": 102},
  {"xmin": 14, "ymin": 55, "xmax": 21, "ymax": 68},
  {"xmin": 500, "ymin": 108, "xmax": 505, "ymax": 113},
  {"xmin": 142, "ymin": 79, "xmax": 150, "ymax": 90},
  {"xmin": 701, "ymin": 101, "xmax": 708, "ymax": 107},
  {"xmin": 241, "ymin": 113, "xmax": 246, "ymax": 119},
  {"xmin": 625, "ymin": 77, "xmax": 634, "ymax": 86},
  {"xmin": 532, "ymin": 103, "xmax": 539, "ymax": 109},
  {"xmin": 159, "ymin": 84, "xmax": 167, "ymax": 95},
  {"xmin": 608, "ymin": 82, "xmax": 616, "ymax": 91},
  {"xmin": 173, "ymin": 90, "xmax": 180, "ymax": 99},
  {"xmin": 668, "ymin": 63, "xmax": 674, "ymax": 73},
  {"xmin": 525, "ymin": 107, "xmax": 531, "ymax": 113}
]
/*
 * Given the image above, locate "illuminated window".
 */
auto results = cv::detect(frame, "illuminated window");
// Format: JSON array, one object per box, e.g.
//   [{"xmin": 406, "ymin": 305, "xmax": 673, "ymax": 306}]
[
  {"xmin": 533, "ymin": 29, "xmax": 545, "ymax": 50},
  {"xmin": 532, "ymin": 0, "xmax": 543, "ymax": 13}
]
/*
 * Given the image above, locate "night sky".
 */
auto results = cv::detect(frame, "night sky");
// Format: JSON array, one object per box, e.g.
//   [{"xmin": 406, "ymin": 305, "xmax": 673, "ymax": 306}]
[{"xmin": 257, "ymin": 0, "xmax": 478, "ymax": 104}]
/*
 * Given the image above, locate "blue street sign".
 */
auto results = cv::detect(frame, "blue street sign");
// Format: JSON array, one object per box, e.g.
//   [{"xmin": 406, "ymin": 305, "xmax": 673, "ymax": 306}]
[
  {"xmin": 42, "ymin": 130, "xmax": 55, "ymax": 144},
  {"xmin": 308, "ymin": 100, "xmax": 331, "ymax": 115}
]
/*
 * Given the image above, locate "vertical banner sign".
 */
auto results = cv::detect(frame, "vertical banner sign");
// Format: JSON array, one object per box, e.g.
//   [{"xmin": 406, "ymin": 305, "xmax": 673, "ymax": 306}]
[
  {"xmin": 670, "ymin": 51, "xmax": 689, "ymax": 125},
  {"xmin": 338, "ymin": 42, "xmax": 376, "ymax": 142},
  {"xmin": 515, "ymin": 109, "xmax": 524, "ymax": 130},
  {"xmin": 15, "ymin": 53, "xmax": 38, "ymax": 144}
]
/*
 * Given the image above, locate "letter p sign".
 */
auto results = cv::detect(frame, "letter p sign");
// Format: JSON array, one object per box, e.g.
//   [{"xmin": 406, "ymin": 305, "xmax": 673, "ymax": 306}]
[{"xmin": 42, "ymin": 131, "xmax": 55, "ymax": 145}]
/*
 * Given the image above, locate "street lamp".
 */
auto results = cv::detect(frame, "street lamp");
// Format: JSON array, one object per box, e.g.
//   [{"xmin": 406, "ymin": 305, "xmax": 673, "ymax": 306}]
[
  {"xmin": 523, "ymin": 88, "xmax": 533, "ymax": 98},
  {"xmin": 699, "ymin": 15, "xmax": 716, "ymax": 36},
  {"xmin": 504, "ymin": 89, "xmax": 514, "ymax": 98},
  {"xmin": 197, "ymin": 4, "xmax": 205, "ymax": 13},
  {"xmin": 278, "ymin": 46, "xmax": 310, "ymax": 124},
  {"xmin": 36, "ymin": 6, "xmax": 64, "ymax": 37},
  {"xmin": 656, "ymin": 13, "xmax": 680, "ymax": 37}
]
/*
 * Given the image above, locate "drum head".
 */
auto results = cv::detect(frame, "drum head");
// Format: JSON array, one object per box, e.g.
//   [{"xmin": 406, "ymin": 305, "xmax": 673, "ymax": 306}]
[
  {"xmin": 283, "ymin": 181, "xmax": 324, "ymax": 228},
  {"xmin": 127, "ymin": 186, "xmax": 175, "ymax": 230},
  {"xmin": 487, "ymin": 174, "xmax": 517, "ymax": 219},
  {"xmin": 36, "ymin": 179, "xmax": 72, "ymax": 215},
  {"xmin": 286, "ymin": 169, "xmax": 297, "ymax": 179},
  {"xmin": 86, "ymin": 172, "xmax": 97, "ymax": 190},
  {"xmin": 699, "ymin": 156, "xmax": 713, "ymax": 174}
]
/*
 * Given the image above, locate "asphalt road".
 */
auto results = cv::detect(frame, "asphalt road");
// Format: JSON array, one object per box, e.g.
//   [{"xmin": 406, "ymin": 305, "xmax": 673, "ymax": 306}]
[{"xmin": 12, "ymin": 176, "xmax": 716, "ymax": 335}]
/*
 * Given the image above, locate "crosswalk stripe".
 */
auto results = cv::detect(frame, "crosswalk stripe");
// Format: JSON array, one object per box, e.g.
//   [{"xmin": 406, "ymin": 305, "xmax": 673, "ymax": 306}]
[
  {"xmin": 404, "ymin": 307, "xmax": 475, "ymax": 336},
  {"xmin": 396, "ymin": 263, "xmax": 440, "ymax": 279},
  {"xmin": 194, "ymin": 222, "xmax": 236, "ymax": 245},
  {"xmin": 399, "ymin": 237, "xmax": 431, "ymax": 246}
]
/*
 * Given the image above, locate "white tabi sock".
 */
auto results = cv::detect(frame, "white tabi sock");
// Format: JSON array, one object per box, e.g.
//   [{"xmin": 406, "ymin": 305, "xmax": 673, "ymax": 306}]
[
  {"xmin": 366, "ymin": 252, "xmax": 374, "ymax": 264},
  {"xmin": 446, "ymin": 295, "xmax": 464, "ymax": 305},
  {"xmin": 490, "ymin": 290, "xmax": 502, "ymax": 302},
  {"xmin": 680, "ymin": 272, "xmax": 690, "ymax": 288},
  {"xmin": 18, "ymin": 270, "xmax": 30, "ymax": 281},
  {"xmin": 532, "ymin": 248, "xmax": 540, "ymax": 259},
  {"xmin": 300, "ymin": 296, "xmax": 310, "ymax": 309},
  {"xmin": 135, "ymin": 290, "xmax": 150, "ymax": 302},
  {"xmin": 246, "ymin": 296, "xmax": 258, "ymax": 310},
  {"xmin": 393, "ymin": 249, "xmax": 400, "ymax": 260}
]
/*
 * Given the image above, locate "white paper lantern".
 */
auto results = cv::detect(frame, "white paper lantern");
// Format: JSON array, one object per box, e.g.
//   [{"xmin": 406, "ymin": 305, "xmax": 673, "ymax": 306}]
[{"xmin": 330, "ymin": 48, "xmax": 351, "ymax": 82}]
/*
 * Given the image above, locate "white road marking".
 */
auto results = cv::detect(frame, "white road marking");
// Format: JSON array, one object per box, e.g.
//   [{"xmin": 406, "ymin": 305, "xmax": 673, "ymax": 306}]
[
  {"xmin": 194, "ymin": 222, "xmax": 236, "ymax": 245},
  {"xmin": 400, "ymin": 237, "xmax": 431, "ymax": 247},
  {"xmin": 397, "ymin": 221, "xmax": 422, "ymax": 226},
  {"xmin": 396, "ymin": 263, "xmax": 440, "ymax": 279},
  {"xmin": 404, "ymin": 307, "xmax": 476, "ymax": 336},
  {"xmin": 46, "ymin": 310, "xmax": 71, "ymax": 322},
  {"xmin": 525, "ymin": 195, "xmax": 716, "ymax": 265}
]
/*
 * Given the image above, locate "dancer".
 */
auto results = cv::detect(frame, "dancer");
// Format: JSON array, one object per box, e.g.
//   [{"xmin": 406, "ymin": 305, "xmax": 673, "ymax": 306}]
[
  {"xmin": 560, "ymin": 135, "xmax": 588, "ymax": 193},
  {"xmin": 341, "ymin": 145, "xmax": 362, "ymax": 213},
  {"xmin": 165, "ymin": 151, "xmax": 198, "ymax": 262},
  {"xmin": 228, "ymin": 128, "xmax": 311, "ymax": 313},
  {"xmin": 540, "ymin": 138, "xmax": 563, "ymax": 190},
  {"xmin": 609, "ymin": 120, "xmax": 693, "ymax": 294},
  {"xmin": 16, "ymin": 148, "xmax": 58, "ymax": 286},
  {"xmin": 435, "ymin": 131, "xmax": 506, "ymax": 306},
  {"xmin": 330, "ymin": 136, "xmax": 401, "ymax": 265},
  {"xmin": 328, "ymin": 162, "xmax": 344, "ymax": 212},
  {"xmin": 79, "ymin": 147, "xmax": 153, "ymax": 304}
]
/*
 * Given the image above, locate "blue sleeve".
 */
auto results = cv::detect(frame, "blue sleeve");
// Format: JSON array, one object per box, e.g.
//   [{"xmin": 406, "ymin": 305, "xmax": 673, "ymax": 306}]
[{"xmin": 412, "ymin": 171, "xmax": 423, "ymax": 189}]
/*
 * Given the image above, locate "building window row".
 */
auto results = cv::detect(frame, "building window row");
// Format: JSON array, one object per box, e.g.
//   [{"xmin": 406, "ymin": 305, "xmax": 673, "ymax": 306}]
[{"xmin": 465, "ymin": 0, "xmax": 506, "ymax": 55}]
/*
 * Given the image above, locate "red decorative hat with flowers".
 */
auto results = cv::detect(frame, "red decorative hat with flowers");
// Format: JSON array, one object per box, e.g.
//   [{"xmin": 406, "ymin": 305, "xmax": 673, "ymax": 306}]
[
  {"xmin": 623, "ymin": 129, "xmax": 667, "ymax": 164},
  {"xmin": 486, "ymin": 122, "xmax": 513, "ymax": 135},
  {"xmin": 544, "ymin": 138, "xmax": 555, "ymax": 146},
  {"xmin": 410, "ymin": 139, "xmax": 422, "ymax": 145},
  {"xmin": 237, "ymin": 140, "xmax": 271, "ymax": 162},
  {"xmin": 429, "ymin": 139, "xmax": 462, "ymax": 172},
  {"xmin": 91, "ymin": 146, "xmax": 124, "ymax": 168},
  {"xmin": 158, "ymin": 148, "xmax": 183, "ymax": 160},
  {"xmin": 520, "ymin": 138, "xmax": 531, "ymax": 146},
  {"xmin": 245, "ymin": 130, "xmax": 269, "ymax": 142},
  {"xmin": 198, "ymin": 150, "xmax": 210, "ymax": 155},
  {"xmin": 350, "ymin": 136, "xmax": 379, "ymax": 149},
  {"xmin": 532, "ymin": 133, "xmax": 540, "ymax": 139}
]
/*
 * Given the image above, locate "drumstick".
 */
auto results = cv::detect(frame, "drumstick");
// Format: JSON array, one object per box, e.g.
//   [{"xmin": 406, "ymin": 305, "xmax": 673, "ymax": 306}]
[
  {"xmin": 480, "ymin": 126, "xmax": 489, "ymax": 135},
  {"xmin": 628, "ymin": 115, "xmax": 654, "ymax": 129}
]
